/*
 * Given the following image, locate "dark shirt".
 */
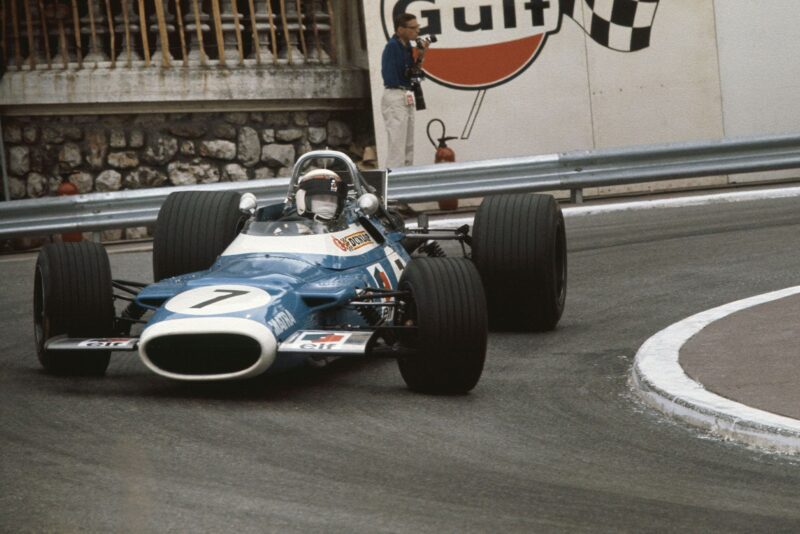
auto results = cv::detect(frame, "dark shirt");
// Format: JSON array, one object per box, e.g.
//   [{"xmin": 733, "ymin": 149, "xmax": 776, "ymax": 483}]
[{"xmin": 381, "ymin": 35, "xmax": 413, "ymax": 88}]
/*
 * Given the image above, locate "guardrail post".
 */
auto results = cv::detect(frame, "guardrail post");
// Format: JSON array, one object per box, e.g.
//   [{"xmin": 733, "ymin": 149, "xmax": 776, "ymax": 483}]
[
  {"xmin": 570, "ymin": 188, "xmax": 583, "ymax": 204},
  {"xmin": 0, "ymin": 116, "xmax": 9, "ymax": 202}
]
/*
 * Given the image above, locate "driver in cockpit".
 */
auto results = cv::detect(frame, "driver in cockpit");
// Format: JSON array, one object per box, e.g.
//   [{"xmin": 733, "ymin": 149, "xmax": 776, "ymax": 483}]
[{"xmin": 269, "ymin": 169, "xmax": 349, "ymax": 235}]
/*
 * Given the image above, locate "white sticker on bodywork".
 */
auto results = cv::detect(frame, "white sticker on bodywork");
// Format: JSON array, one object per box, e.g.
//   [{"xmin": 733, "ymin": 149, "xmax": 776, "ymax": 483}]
[
  {"xmin": 369, "ymin": 263, "xmax": 393, "ymax": 291},
  {"xmin": 78, "ymin": 338, "xmax": 138, "ymax": 350},
  {"xmin": 368, "ymin": 260, "xmax": 397, "ymax": 321},
  {"xmin": 45, "ymin": 337, "xmax": 139, "ymax": 351},
  {"xmin": 278, "ymin": 330, "xmax": 374, "ymax": 354},
  {"xmin": 387, "ymin": 251, "xmax": 406, "ymax": 283},
  {"xmin": 165, "ymin": 285, "xmax": 271, "ymax": 316}
]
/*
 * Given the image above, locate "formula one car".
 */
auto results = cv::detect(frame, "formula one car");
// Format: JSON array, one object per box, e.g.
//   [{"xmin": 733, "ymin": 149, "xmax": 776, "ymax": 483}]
[{"xmin": 33, "ymin": 150, "xmax": 566, "ymax": 394}]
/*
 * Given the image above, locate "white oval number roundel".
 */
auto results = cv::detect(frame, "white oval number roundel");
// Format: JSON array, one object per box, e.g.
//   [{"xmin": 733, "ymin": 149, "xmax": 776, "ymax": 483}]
[{"xmin": 165, "ymin": 285, "xmax": 271, "ymax": 316}]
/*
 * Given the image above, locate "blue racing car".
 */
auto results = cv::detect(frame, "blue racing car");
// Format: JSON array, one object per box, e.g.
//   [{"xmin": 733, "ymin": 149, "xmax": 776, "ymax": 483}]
[{"xmin": 33, "ymin": 150, "xmax": 567, "ymax": 394}]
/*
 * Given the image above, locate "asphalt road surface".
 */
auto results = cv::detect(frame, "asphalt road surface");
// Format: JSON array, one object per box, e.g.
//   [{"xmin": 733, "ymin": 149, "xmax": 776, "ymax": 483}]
[{"xmin": 2, "ymin": 194, "xmax": 800, "ymax": 532}]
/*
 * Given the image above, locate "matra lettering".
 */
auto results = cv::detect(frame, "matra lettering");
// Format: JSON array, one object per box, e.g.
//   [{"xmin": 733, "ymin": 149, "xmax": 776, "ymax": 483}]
[
  {"xmin": 393, "ymin": 0, "xmax": 552, "ymax": 33},
  {"xmin": 268, "ymin": 310, "xmax": 296, "ymax": 336}
]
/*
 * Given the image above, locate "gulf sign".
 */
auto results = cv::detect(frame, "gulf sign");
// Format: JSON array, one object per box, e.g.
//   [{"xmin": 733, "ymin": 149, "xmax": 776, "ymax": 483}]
[{"xmin": 381, "ymin": 0, "xmax": 661, "ymax": 90}]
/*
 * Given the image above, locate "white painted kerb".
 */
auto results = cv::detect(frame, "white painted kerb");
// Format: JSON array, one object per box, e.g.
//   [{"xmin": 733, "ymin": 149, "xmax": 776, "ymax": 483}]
[{"xmin": 631, "ymin": 286, "xmax": 800, "ymax": 454}]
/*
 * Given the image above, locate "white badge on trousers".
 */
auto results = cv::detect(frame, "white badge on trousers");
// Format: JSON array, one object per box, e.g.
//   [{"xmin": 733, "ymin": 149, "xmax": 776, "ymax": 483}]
[{"xmin": 405, "ymin": 90, "xmax": 415, "ymax": 107}]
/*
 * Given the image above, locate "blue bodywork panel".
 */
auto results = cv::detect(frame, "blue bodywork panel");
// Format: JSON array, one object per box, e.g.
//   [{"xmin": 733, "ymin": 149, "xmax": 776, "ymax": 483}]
[{"xmin": 135, "ymin": 206, "xmax": 412, "ymax": 374}]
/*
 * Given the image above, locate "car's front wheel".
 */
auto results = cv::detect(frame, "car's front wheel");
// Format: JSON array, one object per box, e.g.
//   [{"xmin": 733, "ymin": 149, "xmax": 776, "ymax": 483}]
[
  {"xmin": 395, "ymin": 258, "xmax": 488, "ymax": 394},
  {"xmin": 34, "ymin": 242, "xmax": 115, "ymax": 375}
]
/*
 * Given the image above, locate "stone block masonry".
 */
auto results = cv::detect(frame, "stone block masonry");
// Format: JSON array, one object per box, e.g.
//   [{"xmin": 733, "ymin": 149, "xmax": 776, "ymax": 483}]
[
  {"xmin": 2, "ymin": 110, "xmax": 375, "ymax": 241},
  {"xmin": 3, "ymin": 110, "xmax": 375, "ymax": 202}
]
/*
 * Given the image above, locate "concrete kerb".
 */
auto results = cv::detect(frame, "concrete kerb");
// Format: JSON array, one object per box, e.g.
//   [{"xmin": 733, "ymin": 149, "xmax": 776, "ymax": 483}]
[
  {"xmin": 631, "ymin": 286, "xmax": 800, "ymax": 455},
  {"xmin": 414, "ymin": 186, "xmax": 800, "ymax": 454}
]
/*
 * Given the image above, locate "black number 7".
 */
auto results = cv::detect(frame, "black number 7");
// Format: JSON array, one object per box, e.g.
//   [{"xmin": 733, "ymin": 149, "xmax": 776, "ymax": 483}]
[{"xmin": 191, "ymin": 289, "xmax": 250, "ymax": 309}]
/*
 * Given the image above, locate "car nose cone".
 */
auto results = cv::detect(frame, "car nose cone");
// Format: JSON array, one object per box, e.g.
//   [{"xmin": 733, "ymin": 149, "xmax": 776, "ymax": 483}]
[{"xmin": 138, "ymin": 317, "xmax": 278, "ymax": 381}]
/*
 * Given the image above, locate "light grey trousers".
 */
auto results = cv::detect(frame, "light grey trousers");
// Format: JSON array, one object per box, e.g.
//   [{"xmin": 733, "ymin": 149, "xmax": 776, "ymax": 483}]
[{"xmin": 381, "ymin": 89, "xmax": 415, "ymax": 168}]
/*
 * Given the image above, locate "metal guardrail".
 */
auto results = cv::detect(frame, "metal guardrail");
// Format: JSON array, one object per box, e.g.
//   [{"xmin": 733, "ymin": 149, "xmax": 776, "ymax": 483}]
[
  {"xmin": 0, "ymin": 177, "xmax": 291, "ymax": 239},
  {"xmin": 2, "ymin": 133, "xmax": 800, "ymax": 240},
  {"xmin": 388, "ymin": 133, "xmax": 800, "ymax": 201}
]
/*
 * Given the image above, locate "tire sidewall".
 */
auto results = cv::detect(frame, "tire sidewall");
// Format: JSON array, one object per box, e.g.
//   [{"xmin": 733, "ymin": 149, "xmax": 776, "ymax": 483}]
[
  {"xmin": 34, "ymin": 243, "xmax": 114, "ymax": 375},
  {"xmin": 152, "ymin": 191, "xmax": 244, "ymax": 281},
  {"xmin": 472, "ymin": 194, "xmax": 567, "ymax": 331},
  {"xmin": 396, "ymin": 258, "xmax": 488, "ymax": 394}
]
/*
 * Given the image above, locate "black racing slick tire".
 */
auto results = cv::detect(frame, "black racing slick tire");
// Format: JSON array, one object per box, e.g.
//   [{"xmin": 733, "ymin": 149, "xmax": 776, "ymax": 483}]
[
  {"xmin": 33, "ymin": 242, "xmax": 115, "ymax": 375},
  {"xmin": 396, "ymin": 258, "xmax": 488, "ymax": 395},
  {"xmin": 152, "ymin": 191, "xmax": 245, "ymax": 281},
  {"xmin": 472, "ymin": 194, "xmax": 567, "ymax": 332}
]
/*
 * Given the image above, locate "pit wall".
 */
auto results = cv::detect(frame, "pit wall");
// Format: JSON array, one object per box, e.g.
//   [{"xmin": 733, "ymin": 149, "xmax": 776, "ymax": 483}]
[{"xmin": 365, "ymin": 0, "xmax": 800, "ymax": 194}]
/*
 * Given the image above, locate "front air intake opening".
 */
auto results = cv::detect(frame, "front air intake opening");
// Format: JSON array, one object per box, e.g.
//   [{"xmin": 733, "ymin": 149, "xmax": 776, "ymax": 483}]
[{"xmin": 145, "ymin": 334, "xmax": 261, "ymax": 375}]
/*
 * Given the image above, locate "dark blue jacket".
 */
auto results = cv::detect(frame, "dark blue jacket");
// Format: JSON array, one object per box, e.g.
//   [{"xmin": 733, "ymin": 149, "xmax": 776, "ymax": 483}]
[{"xmin": 381, "ymin": 36, "xmax": 413, "ymax": 88}]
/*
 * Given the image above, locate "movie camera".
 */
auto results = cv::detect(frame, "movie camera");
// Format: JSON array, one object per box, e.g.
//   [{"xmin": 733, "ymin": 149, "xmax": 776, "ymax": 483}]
[{"xmin": 406, "ymin": 35, "xmax": 437, "ymax": 111}]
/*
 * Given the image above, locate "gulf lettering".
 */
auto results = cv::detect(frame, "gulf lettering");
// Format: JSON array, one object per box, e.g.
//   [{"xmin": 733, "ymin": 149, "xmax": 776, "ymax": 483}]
[
  {"xmin": 454, "ymin": 6, "xmax": 492, "ymax": 32},
  {"xmin": 392, "ymin": 0, "xmax": 553, "ymax": 36}
]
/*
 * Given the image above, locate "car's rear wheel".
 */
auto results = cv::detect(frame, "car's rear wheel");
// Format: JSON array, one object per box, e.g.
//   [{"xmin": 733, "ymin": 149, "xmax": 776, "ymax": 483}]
[
  {"xmin": 472, "ymin": 193, "xmax": 567, "ymax": 331},
  {"xmin": 152, "ymin": 191, "xmax": 245, "ymax": 281},
  {"xmin": 396, "ymin": 258, "xmax": 487, "ymax": 394},
  {"xmin": 34, "ymin": 242, "xmax": 115, "ymax": 375}
]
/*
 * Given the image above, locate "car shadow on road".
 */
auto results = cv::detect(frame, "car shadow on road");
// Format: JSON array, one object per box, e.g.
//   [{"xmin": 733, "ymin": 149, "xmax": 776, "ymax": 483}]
[{"xmin": 22, "ymin": 355, "xmax": 410, "ymax": 404}]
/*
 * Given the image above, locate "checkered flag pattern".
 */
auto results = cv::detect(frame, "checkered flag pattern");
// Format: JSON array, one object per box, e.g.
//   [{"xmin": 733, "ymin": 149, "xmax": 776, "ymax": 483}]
[{"xmin": 561, "ymin": 0, "xmax": 660, "ymax": 52}]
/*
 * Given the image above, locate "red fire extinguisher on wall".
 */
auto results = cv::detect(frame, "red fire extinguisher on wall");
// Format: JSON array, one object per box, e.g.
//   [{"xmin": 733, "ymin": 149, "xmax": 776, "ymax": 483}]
[
  {"xmin": 427, "ymin": 119, "xmax": 459, "ymax": 211},
  {"xmin": 57, "ymin": 181, "xmax": 83, "ymax": 242}
]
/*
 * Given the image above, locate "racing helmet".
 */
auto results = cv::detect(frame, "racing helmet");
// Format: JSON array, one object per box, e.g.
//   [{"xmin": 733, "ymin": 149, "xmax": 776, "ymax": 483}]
[{"xmin": 296, "ymin": 169, "xmax": 348, "ymax": 221}]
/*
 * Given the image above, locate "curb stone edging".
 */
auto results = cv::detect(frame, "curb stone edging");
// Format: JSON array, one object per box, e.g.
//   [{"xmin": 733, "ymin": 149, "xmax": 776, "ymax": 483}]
[{"xmin": 631, "ymin": 286, "xmax": 800, "ymax": 455}]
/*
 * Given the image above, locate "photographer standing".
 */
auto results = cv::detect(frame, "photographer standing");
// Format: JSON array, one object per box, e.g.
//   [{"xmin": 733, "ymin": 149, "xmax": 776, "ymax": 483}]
[{"xmin": 381, "ymin": 13, "xmax": 429, "ymax": 168}]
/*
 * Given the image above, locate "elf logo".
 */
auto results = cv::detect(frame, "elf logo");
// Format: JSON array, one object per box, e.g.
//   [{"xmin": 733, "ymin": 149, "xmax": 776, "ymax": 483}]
[{"xmin": 382, "ymin": 0, "xmax": 661, "ymax": 90}]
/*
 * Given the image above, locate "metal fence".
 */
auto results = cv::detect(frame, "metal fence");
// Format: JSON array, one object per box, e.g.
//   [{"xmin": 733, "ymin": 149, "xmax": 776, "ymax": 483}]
[
  {"xmin": 1, "ymin": 0, "xmax": 334, "ymax": 70},
  {"xmin": 2, "ymin": 132, "xmax": 800, "ymax": 240}
]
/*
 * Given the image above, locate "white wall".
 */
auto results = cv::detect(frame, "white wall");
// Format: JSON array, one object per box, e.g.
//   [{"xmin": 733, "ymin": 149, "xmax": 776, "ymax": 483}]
[
  {"xmin": 715, "ymin": 0, "xmax": 800, "ymax": 183},
  {"xmin": 716, "ymin": 0, "xmax": 800, "ymax": 137},
  {"xmin": 583, "ymin": 0, "xmax": 723, "ymax": 148},
  {"xmin": 365, "ymin": 0, "xmax": 800, "ymax": 186}
]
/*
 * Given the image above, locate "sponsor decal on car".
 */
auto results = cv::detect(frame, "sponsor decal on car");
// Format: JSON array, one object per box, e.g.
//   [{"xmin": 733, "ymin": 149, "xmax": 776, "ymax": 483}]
[
  {"xmin": 279, "ymin": 330, "xmax": 374, "ymax": 354},
  {"xmin": 78, "ymin": 338, "xmax": 138, "ymax": 349},
  {"xmin": 267, "ymin": 309, "xmax": 297, "ymax": 336},
  {"xmin": 387, "ymin": 250, "xmax": 406, "ymax": 283},
  {"xmin": 370, "ymin": 265, "xmax": 392, "ymax": 292},
  {"xmin": 332, "ymin": 230, "xmax": 373, "ymax": 252},
  {"xmin": 298, "ymin": 332, "xmax": 351, "ymax": 350},
  {"xmin": 368, "ymin": 261, "xmax": 396, "ymax": 321}
]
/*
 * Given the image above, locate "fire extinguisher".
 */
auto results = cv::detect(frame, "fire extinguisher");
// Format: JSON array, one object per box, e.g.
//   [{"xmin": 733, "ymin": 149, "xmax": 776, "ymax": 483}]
[
  {"xmin": 427, "ymin": 119, "xmax": 459, "ymax": 210},
  {"xmin": 57, "ymin": 181, "xmax": 83, "ymax": 242}
]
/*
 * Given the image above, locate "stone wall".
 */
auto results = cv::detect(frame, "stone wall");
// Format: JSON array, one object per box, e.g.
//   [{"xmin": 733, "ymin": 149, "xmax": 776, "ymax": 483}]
[{"xmin": 2, "ymin": 110, "xmax": 375, "ymax": 240}]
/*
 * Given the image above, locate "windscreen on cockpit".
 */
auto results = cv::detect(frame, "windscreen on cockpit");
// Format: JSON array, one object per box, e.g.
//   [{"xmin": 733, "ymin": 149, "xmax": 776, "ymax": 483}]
[{"xmin": 242, "ymin": 218, "xmax": 348, "ymax": 236}]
